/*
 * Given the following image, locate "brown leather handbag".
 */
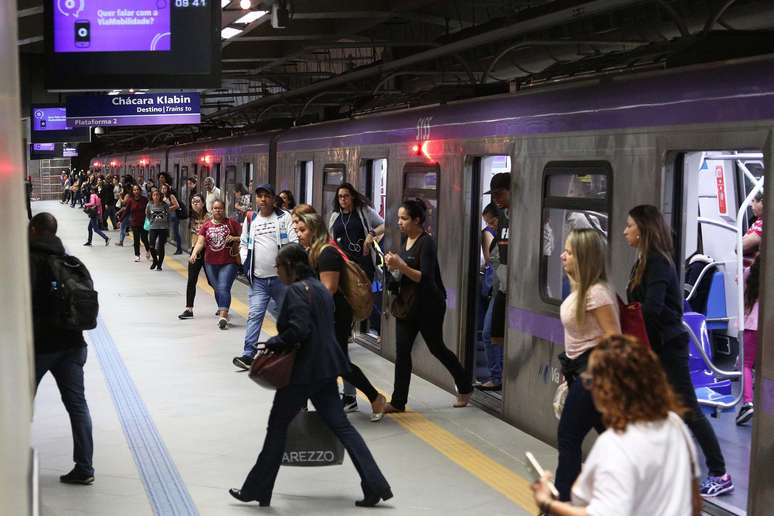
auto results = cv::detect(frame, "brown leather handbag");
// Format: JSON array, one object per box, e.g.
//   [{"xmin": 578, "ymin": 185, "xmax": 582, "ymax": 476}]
[{"xmin": 248, "ymin": 348, "xmax": 296, "ymax": 390}]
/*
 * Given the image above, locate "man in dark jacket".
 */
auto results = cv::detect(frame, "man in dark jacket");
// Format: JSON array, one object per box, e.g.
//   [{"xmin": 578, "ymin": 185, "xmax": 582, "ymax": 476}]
[{"xmin": 29, "ymin": 213, "xmax": 95, "ymax": 485}]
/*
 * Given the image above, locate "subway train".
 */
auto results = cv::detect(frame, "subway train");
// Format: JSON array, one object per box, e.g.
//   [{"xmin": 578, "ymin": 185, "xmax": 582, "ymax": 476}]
[{"xmin": 93, "ymin": 56, "xmax": 771, "ymax": 514}]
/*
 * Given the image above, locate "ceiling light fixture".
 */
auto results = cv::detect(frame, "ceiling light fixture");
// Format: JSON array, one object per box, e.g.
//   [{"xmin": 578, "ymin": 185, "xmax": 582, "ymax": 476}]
[
  {"xmin": 221, "ymin": 27, "xmax": 243, "ymax": 39},
  {"xmin": 234, "ymin": 10, "xmax": 267, "ymax": 24},
  {"xmin": 239, "ymin": 0, "xmax": 251, "ymax": 9},
  {"xmin": 221, "ymin": 0, "xmax": 231, "ymax": 7}
]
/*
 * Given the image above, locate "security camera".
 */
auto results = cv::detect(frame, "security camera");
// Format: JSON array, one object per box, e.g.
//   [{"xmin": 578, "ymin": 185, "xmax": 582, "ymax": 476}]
[{"xmin": 271, "ymin": 0, "xmax": 290, "ymax": 29}]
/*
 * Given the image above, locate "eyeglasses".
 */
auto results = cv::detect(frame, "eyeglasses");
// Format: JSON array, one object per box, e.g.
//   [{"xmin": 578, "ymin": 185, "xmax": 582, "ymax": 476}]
[{"xmin": 580, "ymin": 371, "xmax": 594, "ymax": 390}]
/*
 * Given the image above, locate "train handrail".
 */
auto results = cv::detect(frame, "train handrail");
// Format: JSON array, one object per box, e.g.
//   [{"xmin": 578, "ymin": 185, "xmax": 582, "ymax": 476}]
[
  {"xmin": 684, "ymin": 260, "xmax": 732, "ymax": 303},
  {"xmin": 696, "ymin": 217, "xmax": 737, "ymax": 233}
]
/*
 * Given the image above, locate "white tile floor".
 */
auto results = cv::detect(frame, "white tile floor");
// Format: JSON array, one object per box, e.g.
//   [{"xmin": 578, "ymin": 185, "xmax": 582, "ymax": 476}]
[{"xmin": 31, "ymin": 200, "xmax": 553, "ymax": 516}]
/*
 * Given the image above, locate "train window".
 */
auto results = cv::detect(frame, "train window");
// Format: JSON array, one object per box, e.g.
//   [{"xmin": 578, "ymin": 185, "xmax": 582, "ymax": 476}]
[
  {"xmin": 225, "ymin": 165, "xmax": 238, "ymax": 216},
  {"xmin": 540, "ymin": 162, "xmax": 612, "ymax": 304},
  {"xmin": 214, "ymin": 163, "xmax": 222, "ymax": 187},
  {"xmin": 322, "ymin": 164, "xmax": 346, "ymax": 220},
  {"xmin": 243, "ymin": 162, "xmax": 253, "ymax": 190},
  {"xmin": 297, "ymin": 161, "xmax": 314, "ymax": 205},
  {"xmin": 403, "ymin": 162, "xmax": 439, "ymax": 236},
  {"xmin": 364, "ymin": 159, "xmax": 387, "ymax": 219}
]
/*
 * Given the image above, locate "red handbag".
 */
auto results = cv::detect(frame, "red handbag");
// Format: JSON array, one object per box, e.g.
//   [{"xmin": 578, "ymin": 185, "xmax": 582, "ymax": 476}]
[
  {"xmin": 248, "ymin": 348, "xmax": 296, "ymax": 390},
  {"xmin": 617, "ymin": 296, "xmax": 651, "ymax": 347}
]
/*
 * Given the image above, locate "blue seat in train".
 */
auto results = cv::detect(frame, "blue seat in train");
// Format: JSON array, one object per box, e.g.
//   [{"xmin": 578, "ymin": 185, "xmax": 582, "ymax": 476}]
[
  {"xmin": 683, "ymin": 311, "xmax": 734, "ymax": 413},
  {"xmin": 705, "ymin": 270, "xmax": 728, "ymax": 332}
]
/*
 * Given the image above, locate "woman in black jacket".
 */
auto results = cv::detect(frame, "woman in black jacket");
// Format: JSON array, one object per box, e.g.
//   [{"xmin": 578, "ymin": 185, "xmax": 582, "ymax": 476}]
[
  {"xmin": 625, "ymin": 204, "xmax": 732, "ymax": 498},
  {"xmin": 383, "ymin": 199, "xmax": 472, "ymax": 412},
  {"xmin": 230, "ymin": 244, "xmax": 392, "ymax": 508}
]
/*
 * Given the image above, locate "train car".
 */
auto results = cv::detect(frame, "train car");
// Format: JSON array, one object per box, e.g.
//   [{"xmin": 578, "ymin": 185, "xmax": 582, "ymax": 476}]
[
  {"xmin": 271, "ymin": 56, "xmax": 770, "ymax": 515},
  {"xmin": 94, "ymin": 56, "xmax": 771, "ymax": 514}
]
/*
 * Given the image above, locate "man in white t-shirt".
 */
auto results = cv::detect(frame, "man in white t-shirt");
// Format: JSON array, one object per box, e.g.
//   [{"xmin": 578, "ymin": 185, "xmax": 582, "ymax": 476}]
[
  {"xmin": 233, "ymin": 183, "xmax": 297, "ymax": 369},
  {"xmin": 203, "ymin": 177, "xmax": 223, "ymax": 213}
]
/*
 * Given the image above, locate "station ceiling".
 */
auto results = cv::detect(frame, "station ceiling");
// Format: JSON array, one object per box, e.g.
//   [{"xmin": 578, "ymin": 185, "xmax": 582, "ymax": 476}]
[{"xmin": 17, "ymin": 0, "xmax": 774, "ymax": 152}]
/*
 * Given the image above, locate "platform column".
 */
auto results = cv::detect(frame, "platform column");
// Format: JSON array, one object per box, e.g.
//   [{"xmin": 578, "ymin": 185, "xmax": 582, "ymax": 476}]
[{"xmin": 0, "ymin": 2, "xmax": 34, "ymax": 515}]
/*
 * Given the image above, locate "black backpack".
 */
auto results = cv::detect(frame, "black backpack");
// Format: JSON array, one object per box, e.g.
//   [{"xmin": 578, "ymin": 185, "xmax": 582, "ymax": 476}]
[{"xmin": 47, "ymin": 254, "xmax": 99, "ymax": 331}]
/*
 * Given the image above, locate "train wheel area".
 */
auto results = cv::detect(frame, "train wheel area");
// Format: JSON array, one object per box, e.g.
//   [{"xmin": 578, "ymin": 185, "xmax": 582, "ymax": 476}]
[{"xmin": 30, "ymin": 200, "xmax": 554, "ymax": 516}]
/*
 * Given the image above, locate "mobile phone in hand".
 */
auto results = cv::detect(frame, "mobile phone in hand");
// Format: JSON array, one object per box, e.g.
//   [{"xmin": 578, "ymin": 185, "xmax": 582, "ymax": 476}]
[{"xmin": 525, "ymin": 452, "xmax": 559, "ymax": 499}]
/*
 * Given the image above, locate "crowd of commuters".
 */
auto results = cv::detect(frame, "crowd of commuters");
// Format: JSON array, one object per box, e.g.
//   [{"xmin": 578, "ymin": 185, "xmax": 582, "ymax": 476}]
[{"xmin": 33, "ymin": 167, "xmax": 764, "ymax": 511}]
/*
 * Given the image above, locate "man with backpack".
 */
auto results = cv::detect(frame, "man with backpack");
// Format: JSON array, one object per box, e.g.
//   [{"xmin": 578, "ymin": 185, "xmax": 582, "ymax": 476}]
[
  {"xmin": 233, "ymin": 184, "xmax": 297, "ymax": 370},
  {"xmin": 29, "ymin": 213, "xmax": 97, "ymax": 485}
]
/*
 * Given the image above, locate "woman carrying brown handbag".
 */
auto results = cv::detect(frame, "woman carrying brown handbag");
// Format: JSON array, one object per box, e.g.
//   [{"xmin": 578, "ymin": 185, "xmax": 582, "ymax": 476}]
[{"xmin": 230, "ymin": 244, "xmax": 392, "ymax": 508}]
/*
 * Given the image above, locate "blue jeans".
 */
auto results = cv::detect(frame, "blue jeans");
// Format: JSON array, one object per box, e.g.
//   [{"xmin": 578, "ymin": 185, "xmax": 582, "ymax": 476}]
[
  {"xmin": 119, "ymin": 216, "xmax": 129, "ymax": 243},
  {"xmin": 87, "ymin": 215, "xmax": 108, "ymax": 244},
  {"xmin": 169, "ymin": 212, "xmax": 182, "ymax": 252},
  {"xmin": 35, "ymin": 347, "xmax": 94, "ymax": 476},
  {"xmin": 243, "ymin": 276, "xmax": 287, "ymax": 358},
  {"xmin": 482, "ymin": 294, "xmax": 502, "ymax": 384},
  {"xmin": 204, "ymin": 263, "xmax": 238, "ymax": 311}
]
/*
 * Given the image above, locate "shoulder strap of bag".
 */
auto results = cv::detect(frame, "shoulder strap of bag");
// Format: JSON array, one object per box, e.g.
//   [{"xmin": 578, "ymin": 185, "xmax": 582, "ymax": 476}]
[
  {"xmin": 671, "ymin": 414, "xmax": 702, "ymax": 516},
  {"xmin": 325, "ymin": 240, "xmax": 350, "ymax": 263}
]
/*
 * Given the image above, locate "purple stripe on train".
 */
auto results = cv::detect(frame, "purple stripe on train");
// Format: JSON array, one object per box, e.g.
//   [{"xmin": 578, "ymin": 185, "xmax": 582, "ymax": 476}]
[
  {"xmin": 277, "ymin": 59, "xmax": 774, "ymax": 151},
  {"xmin": 508, "ymin": 306, "xmax": 564, "ymax": 346}
]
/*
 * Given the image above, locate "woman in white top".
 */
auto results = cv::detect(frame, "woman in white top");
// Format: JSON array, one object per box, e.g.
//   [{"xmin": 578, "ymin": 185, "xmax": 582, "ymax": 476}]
[
  {"xmin": 555, "ymin": 228, "xmax": 620, "ymax": 500},
  {"xmin": 532, "ymin": 335, "xmax": 700, "ymax": 516}
]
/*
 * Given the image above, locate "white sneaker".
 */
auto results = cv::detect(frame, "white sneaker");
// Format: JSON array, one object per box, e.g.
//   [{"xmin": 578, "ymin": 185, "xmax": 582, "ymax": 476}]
[{"xmin": 133, "ymin": 256, "xmax": 141, "ymax": 262}]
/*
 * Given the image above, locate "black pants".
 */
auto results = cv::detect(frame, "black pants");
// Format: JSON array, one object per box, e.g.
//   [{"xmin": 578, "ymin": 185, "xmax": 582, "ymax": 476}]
[
  {"xmin": 35, "ymin": 347, "xmax": 94, "ymax": 476},
  {"xmin": 185, "ymin": 253, "xmax": 211, "ymax": 307},
  {"xmin": 555, "ymin": 376, "xmax": 605, "ymax": 501},
  {"xmin": 390, "ymin": 305, "xmax": 472, "ymax": 411},
  {"xmin": 131, "ymin": 226, "xmax": 150, "ymax": 257},
  {"xmin": 335, "ymin": 297, "xmax": 379, "ymax": 403},
  {"xmin": 240, "ymin": 379, "xmax": 390, "ymax": 503},
  {"xmin": 148, "ymin": 229, "xmax": 169, "ymax": 268},
  {"xmin": 660, "ymin": 333, "xmax": 726, "ymax": 476}
]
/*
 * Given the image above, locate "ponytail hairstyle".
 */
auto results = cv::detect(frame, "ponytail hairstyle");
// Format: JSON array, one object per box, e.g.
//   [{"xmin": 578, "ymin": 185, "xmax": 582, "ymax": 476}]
[
  {"xmin": 400, "ymin": 198, "xmax": 428, "ymax": 226},
  {"xmin": 627, "ymin": 204, "xmax": 674, "ymax": 291},
  {"xmin": 276, "ymin": 244, "xmax": 314, "ymax": 282},
  {"xmin": 566, "ymin": 229, "xmax": 609, "ymax": 325},
  {"xmin": 744, "ymin": 254, "xmax": 761, "ymax": 315}
]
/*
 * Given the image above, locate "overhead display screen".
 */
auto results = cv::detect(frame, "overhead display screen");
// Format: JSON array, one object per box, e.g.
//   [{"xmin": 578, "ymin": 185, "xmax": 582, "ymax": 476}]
[
  {"xmin": 30, "ymin": 143, "xmax": 60, "ymax": 160},
  {"xmin": 53, "ymin": 0, "xmax": 171, "ymax": 53},
  {"xmin": 67, "ymin": 92, "xmax": 200, "ymax": 127},
  {"xmin": 30, "ymin": 104, "xmax": 92, "ymax": 143},
  {"xmin": 45, "ymin": 0, "xmax": 221, "ymax": 90}
]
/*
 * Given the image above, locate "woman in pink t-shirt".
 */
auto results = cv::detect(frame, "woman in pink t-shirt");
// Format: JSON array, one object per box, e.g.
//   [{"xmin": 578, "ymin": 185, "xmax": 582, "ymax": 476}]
[
  {"xmin": 738, "ymin": 255, "xmax": 761, "ymax": 425},
  {"xmin": 742, "ymin": 191, "xmax": 763, "ymax": 266},
  {"xmin": 83, "ymin": 191, "xmax": 109, "ymax": 246},
  {"xmin": 190, "ymin": 200, "xmax": 241, "ymax": 330},
  {"xmin": 555, "ymin": 228, "xmax": 620, "ymax": 501}
]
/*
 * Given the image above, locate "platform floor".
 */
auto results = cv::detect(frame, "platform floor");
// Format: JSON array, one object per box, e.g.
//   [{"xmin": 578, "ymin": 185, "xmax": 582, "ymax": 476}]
[{"xmin": 30, "ymin": 201, "xmax": 556, "ymax": 516}]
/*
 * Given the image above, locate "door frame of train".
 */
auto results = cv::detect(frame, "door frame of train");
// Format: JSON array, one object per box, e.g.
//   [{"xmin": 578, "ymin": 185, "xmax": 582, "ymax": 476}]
[
  {"xmin": 460, "ymin": 147, "xmax": 515, "ymax": 414},
  {"xmin": 655, "ymin": 126, "xmax": 771, "ymax": 516}
]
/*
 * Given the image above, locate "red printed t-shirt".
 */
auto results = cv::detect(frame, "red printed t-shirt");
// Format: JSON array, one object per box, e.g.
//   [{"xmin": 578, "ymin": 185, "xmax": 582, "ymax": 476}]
[
  {"xmin": 744, "ymin": 218, "xmax": 764, "ymax": 265},
  {"xmin": 198, "ymin": 218, "xmax": 241, "ymax": 265}
]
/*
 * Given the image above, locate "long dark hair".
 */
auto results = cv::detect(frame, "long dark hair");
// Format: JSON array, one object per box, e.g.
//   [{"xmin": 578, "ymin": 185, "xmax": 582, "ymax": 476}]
[
  {"xmin": 332, "ymin": 182, "xmax": 370, "ymax": 213},
  {"xmin": 627, "ymin": 204, "xmax": 674, "ymax": 291},
  {"xmin": 277, "ymin": 243, "xmax": 314, "ymax": 281},
  {"xmin": 280, "ymin": 190, "xmax": 297, "ymax": 209},
  {"xmin": 745, "ymin": 254, "xmax": 760, "ymax": 315}
]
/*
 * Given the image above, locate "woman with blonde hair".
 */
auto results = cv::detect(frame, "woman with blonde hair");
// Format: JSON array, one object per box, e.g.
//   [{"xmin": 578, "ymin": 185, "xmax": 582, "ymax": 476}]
[
  {"xmin": 532, "ymin": 335, "xmax": 701, "ymax": 516},
  {"xmin": 555, "ymin": 228, "xmax": 620, "ymax": 500},
  {"xmin": 291, "ymin": 205, "xmax": 387, "ymax": 421}
]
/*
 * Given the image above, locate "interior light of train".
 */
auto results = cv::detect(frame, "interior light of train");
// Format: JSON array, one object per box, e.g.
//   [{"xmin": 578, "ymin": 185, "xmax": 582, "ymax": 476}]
[
  {"xmin": 109, "ymin": 160, "xmax": 118, "ymax": 167},
  {"xmin": 200, "ymin": 155, "xmax": 213, "ymax": 165}
]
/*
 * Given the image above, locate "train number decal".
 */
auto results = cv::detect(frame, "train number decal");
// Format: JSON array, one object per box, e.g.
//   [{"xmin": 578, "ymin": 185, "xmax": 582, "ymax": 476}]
[{"xmin": 416, "ymin": 116, "xmax": 432, "ymax": 141}]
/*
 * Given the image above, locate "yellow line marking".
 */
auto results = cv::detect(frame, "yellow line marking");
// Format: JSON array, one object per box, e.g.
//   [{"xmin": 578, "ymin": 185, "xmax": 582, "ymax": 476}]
[{"xmin": 160, "ymin": 242, "xmax": 533, "ymax": 511}]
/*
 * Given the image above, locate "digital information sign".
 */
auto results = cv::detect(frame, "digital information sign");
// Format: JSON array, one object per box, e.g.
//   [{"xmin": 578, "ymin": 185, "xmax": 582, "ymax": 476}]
[
  {"xmin": 54, "ymin": 0, "xmax": 171, "ymax": 53},
  {"xmin": 32, "ymin": 143, "xmax": 56, "ymax": 151},
  {"xmin": 66, "ymin": 92, "xmax": 200, "ymax": 127},
  {"xmin": 32, "ymin": 107, "xmax": 69, "ymax": 131},
  {"xmin": 30, "ymin": 104, "xmax": 92, "ymax": 143},
  {"xmin": 45, "ymin": 1, "xmax": 221, "ymax": 90}
]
